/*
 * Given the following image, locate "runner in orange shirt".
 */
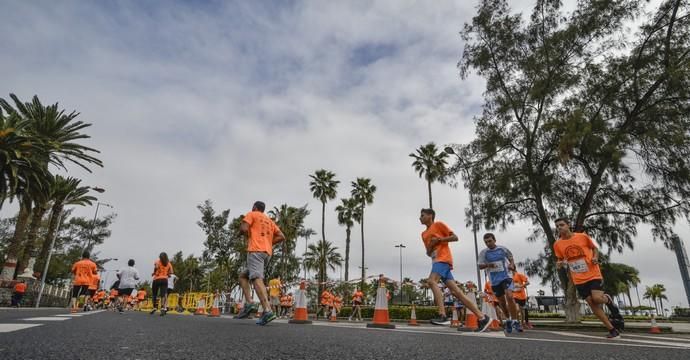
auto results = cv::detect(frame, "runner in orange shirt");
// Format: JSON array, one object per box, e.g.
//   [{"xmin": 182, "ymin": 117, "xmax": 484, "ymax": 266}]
[
  {"xmin": 512, "ymin": 269, "xmax": 531, "ymax": 328},
  {"xmin": 150, "ymin": 253, "xmax": 173, "ymax": 316},
  {"xmin": 136, "ymin": 288, "xmax": 147, "ymax": 310},
  {"xmin": 333, "ymin": 294, "xmax": 343, "ymax": 315},
  {"xmin": 69, "ymin": 251, "xmax": 98, "ymax": 312},
  {"xmin": 349, "ymin": 288, "xmax": 364, "ymax": 321},
  {"xmin": 419, "ymin": 208, "xmax": 491, "ymax": 332},
  {"xmin": 85, "ymin": 272, "xmax": 100, "ymax": 311},
  {"xmin": 319, "ymin": 288, "xmax": 333, "ymax": 320},
  {"xmin": 233, "ymin": 201, "xmax": 285, "ymax": 326},
  {"xmin": 11, "ymin": 280, "xmax": 27, "ymax": 307},
  {"xmin": 553, "ymin": 217, "xmax": 624, "ymax": 339}
]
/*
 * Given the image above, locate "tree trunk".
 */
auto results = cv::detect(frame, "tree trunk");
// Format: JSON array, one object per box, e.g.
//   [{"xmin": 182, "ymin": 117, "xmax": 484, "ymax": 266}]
[
  {"xmin": 17, "ymin": 203, "xmax": 49, "ymax": 275},
  {"xmin": 321, "ymin": 201, "xmax": 326, "ymax": 243},
  {"xmin": 626, "ymin": 289, "xmax": 633, "ymax": 309},
  {"xmin": 427, "ymin": 179, "xmax": 433, "ymax": 209},
  {"xmin": 36, "ymin": 203, "xmax": 64, "ymax": 276},
  {"xmin": 659, "ymin": 297, "xmax": 664, "ymax": 316},
  {"xmin": 360, "ymin": 204, "xmax": 365, "ymax": 288},
  {"xmin": 0, "ymin": 200, "xmax": 32, "ymax": 280},
  {"xmin": 344, "ymin": 227, "xmax": 351, "ymax": 282}
]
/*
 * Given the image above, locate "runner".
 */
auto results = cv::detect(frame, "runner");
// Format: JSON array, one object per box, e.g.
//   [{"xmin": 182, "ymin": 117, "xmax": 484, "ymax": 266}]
[
  {"xmin": 268, "ymin": 277, "xmax": 281, "ymax": 315},
  {"xmin": 478, "ymin": 233, "xmax": 522, "ymax": 333},
  {"xmin": 553, "ymin": 218, "xmax": 624, "ymax": 339},
  {"xmin": 167, "ymin": 272, "xmax": 177, "ymax": 311},
  {"xmin": 349, "ymin": 287, "xmax": 364, "ymax": 322},
  {"xmin": 150, "ymin": 252, "xmax": 173, "ymax": 316},
  {"xmin": 233, "ymin": 201, "xmax": 285, "ymax": 326},
  {"xmin": 11, "ymin": 280, "xmax": 26, "ymax": 307},
  {"xmin": 136, "ymin": 288, "xmax": 147, "ymax": 310},
  {"xmin": 319, "ymin": 287, "xmax": 333, "ymax": 320},
  {"xmin": 85, "ymin": 272, "xmax": 100, "ymax": 311},
  {"xmin": 116, "ymin": 259, "xmax": 140, "ymax": 314},
  {"xmin": 69, "ymin": 251, "xmax": 98, "ymax": 312},
  {"xmin": 333, "ymin": 293, "xmax": 343, "ymax": 316},
  {"xmin": 285, "ymin": 292, "xmax": 294, "ymax": 319},
  {"xmin": 419, "ymin": 208, "xmax": 492, "ymax": 332},
  {"xmin": 512, "ymin": 268, "xmax": 531, "ymax": 328}
]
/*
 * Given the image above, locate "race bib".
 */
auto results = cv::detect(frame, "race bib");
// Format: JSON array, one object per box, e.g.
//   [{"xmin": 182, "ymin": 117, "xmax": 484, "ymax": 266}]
[
  {"xmin": 569, "ymin": 259, "xmax": 589, "ymax": 273},
  {"xmin": 488, "ymin": 261, "xmax": 505, "ymax": 272}
]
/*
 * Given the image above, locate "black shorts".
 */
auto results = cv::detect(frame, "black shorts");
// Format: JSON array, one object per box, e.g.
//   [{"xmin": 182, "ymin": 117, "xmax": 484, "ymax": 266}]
[
  {"xmin": 575, "ymin": 279, "xmax": 603, "ymax": 299},
  {"xmin": 118, "ymin": 288, "xmax": 134, "ymax": 296},
  {"xmin": 515, "ymin": 299, "xmax": 526, "ymax": 307},
  {"xmin": 352, "ymin": 301, "xmax": 362, "ymax": 306},
  {"xmin": 87, "ymin": 289, "xmax": 96, "ymax": 297},
  {"xmin": 491, "ymin": 278, "xmax": 514, "ymax": 297},
  {"xmin": 72, "ymin": 285, "xmax": 89, "ymax": 298}
]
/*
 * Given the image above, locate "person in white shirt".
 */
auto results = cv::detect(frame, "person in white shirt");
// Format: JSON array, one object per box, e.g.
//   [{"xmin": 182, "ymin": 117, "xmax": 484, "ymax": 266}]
[{"xmin": 116, "ymin": 259, "xmax": 140, "ymax": 313}]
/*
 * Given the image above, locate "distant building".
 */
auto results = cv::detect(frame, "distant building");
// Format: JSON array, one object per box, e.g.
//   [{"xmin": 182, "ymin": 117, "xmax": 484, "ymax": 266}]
[{"xmin": 672, "ymin": 236, "xmax": 690, "ymax": 307}]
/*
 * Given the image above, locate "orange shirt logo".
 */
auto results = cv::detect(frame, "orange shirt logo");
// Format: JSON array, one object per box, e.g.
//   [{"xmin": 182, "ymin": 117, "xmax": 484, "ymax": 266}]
[{"xmin": 553, "ymin": 233, "xmax": 603, "ymax": 285}]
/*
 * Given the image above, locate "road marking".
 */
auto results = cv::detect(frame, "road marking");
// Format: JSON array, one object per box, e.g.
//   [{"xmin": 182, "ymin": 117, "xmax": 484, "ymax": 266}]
[
  {"xmin": 22, "ymin": 317, "xmax": 69, "ymax": 321},
  {"xmin": 0, "ymin": 324, "xmax": 43, "ymax": 333},
  {"xmin": 549, "ymin": 331, "xmax": 690, "ymax": 349},
  {"xmin": 621, "ymin": 333, "xmax": 690, "ymax": 342},
  {"xmin": 55, "ymin": 314, "xmax": 85, "ymax": 317}
]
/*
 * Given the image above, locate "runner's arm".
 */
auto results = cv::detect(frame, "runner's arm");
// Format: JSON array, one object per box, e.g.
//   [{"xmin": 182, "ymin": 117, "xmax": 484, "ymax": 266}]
[
  {"xmin": 591, "ymin": 247, "xmax": 599, "ymax": 265},
  {"xmin": 272, "ymin": 230, "xmax": 286, "ymax": 245}
]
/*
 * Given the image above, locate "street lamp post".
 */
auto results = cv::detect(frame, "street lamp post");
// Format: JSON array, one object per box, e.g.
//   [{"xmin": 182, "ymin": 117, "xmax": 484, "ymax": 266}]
[
  {"xmin": 86, "ymin": 201, "xmax": 113, "ymax": 251},
  {"xmin": 444, "ymin": 147, "xmax": 482, "ymax": 292},
  {"xmin": 395, "ymin": 244, "xmax": 406, "ymax": 304}
]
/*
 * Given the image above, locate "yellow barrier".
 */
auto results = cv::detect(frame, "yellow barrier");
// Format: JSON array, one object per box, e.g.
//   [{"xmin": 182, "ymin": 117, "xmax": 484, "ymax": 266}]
[{"xmin": 167, "ymin": 294, "xmax": 180, "ymax": 314}]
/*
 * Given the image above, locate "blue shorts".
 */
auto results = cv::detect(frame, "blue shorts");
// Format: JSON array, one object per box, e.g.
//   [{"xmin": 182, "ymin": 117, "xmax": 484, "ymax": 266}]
[{"xmin": 431, "ymin": 262, "xmax": 454, "ymax": 283}]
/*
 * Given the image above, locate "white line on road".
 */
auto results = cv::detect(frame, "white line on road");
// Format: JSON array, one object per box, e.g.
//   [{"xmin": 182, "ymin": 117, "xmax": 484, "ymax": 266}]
[
  {"xmin": 21, "ymin": 317, "xmax": 69, "ymax": 321},
  {"xmin": 549, "ymin": 331, "xmax": 690, "ymax": 349},
  {"xmin": 621, "ymin": 333, "xmax": 690, "ymax": 343},
  {"xmin": 0, "ymin": 324, "xmax": 43, "ymax": 333}
]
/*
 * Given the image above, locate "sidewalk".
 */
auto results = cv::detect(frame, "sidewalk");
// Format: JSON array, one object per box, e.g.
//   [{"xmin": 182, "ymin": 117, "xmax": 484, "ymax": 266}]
[{"xmin": 531, "ymin": 319, "xmax": 690, "ymax": 334}]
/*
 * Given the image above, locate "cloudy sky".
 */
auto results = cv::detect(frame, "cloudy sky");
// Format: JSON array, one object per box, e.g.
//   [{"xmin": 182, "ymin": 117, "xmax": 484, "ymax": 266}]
[{"xmin": 2, "ymin": 0, "xmax": 687, "ymax": 309}]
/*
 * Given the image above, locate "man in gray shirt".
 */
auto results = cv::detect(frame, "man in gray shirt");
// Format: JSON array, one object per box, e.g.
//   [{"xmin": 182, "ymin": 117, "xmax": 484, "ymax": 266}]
[{"xmin": 116, "ymin": 259, "xmax": 140, "ymax": 313}]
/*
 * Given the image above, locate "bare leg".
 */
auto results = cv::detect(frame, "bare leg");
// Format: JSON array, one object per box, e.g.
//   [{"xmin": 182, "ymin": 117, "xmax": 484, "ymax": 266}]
[
  {"xmin": 252, "ymin": 278, "xmax": 271, "ymax": 311},
  {"xmin": 427, "ymin": 273, "xmax": 446, "ymax": 317},
  {"xmin": 239, "ymin": 274, "xmax": 253, "ymax": 303},
  {"xmin": 588, "ymin": 290, "xmax": 614, "ymax": 330},
  {"xmin": 446, "ymin": 280, "xmax": 485, "ymax": 318},
  {"xmin": 498, "ymin": 290, "xmax": 519, "ymax": 320}
]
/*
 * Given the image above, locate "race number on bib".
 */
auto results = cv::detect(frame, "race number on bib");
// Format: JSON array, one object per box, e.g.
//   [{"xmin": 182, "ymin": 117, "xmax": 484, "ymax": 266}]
[
  {"xmin": 488, "ymin": 261, "xmax": 505, "ymax": 272},
  {"xmin": 568, "ymin": 259, "xmax": 589, "ymax": 273}
]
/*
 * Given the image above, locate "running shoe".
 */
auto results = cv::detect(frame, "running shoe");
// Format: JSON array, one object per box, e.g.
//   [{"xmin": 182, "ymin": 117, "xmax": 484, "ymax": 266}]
[
  {"xmin": 606, "ymin": 328, "xmax": 621, "ymax": 339},
  {"xmin": 256, "ymin": 311, "xmax": 276, "ymax": 326},
  {"xmin": 234, "ymin": 303, "xmax": 257, "ymax": 319},
  {"xmin": 149, "ymin": 309, "xmax": 156, "ymax": 315},
  {"xmin": 504, "ymin": 319, "xmax": 513, "ymax": 334},
  {"xmin": 609, "ymin": 313, "xmax": 625, "ymax": 331},
  {"xmin": 513, "ymin": 320, "xmax": 523, "ymax": 333},
  {"xmin": 431, "ymin": 315, "xmax": 451, "ymax": 326},
  {"xmin": 475, "ymin": 315, "xmax": 492, "ymax": 333},
  {"xmin": 160, "ymin": 308, "xmax": 167, "ymax": 316}
]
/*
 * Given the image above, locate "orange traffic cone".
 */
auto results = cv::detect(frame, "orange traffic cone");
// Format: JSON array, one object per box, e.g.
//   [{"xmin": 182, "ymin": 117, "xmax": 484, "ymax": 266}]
[
  {"xmin": 208, "ymin": 294, "xmax": 220, "ymax": 317},
  {"xmin": 650, "ymin": 314, "xmax": 662, "ymax": 334},
  {"xmin": 408, "ymin": 304, "xmax": 419, "ymax": 326},
  {"xmin": 461, "ymin": 312, "xmax": 478, "ymax": 331},
  {"xmin": 329, "ymin": 307, "xmax": 337, "ymax": 322},
  {"xmin": 289, "ymin": 280, "xmax": 312, "ymax": 324},
  {"xmin": 366, "ymin": 275, "xmax": 395, "ymax": 329},
  {"xmin": 194, "ymin": 298, "xmax": 207, "ymax": 315},
  {"xmin": 450, "ymin": 308, "xmax": 460, "ymax": 328}
]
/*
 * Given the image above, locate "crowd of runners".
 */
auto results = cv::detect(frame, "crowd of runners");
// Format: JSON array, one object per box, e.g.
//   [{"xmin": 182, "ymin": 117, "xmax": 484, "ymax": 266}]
[{"xmin": 65, "ymin": 201, "xmax": 626, "ymax": 338}]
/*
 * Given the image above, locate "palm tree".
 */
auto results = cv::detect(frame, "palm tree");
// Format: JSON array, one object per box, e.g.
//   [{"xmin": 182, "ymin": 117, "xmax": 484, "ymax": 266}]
[
  {"xmin": 350, "ymin": 177, "xmax": 376, "ymax": 287},
  {"xmin": 298, "ymin": 227, "xmax": 316, "ymax": 279},
  {"xmin": 35, "ymin": 176, "xmax": 96, "ymax": 273},
  {"xmin": 303, "ymin": 239, "xmax": 343, "ymax": 296},
  {"xmin": 309, "ymin": 169, "xmax": 339, "ymax": 245},
  {"xmin": 409, "ymin": 142, "xmax": 449, "ymax": 208},
  {"xmin": 0, "ymin": 94, "xmax": 102, "ymax": 280},
  {"xmin": 335, "ymin": 197, "xmax": 360, "ymax": 283},
  {"xmin": 643, "ymin": 285, "xmax": 662, "ymax": 315},
  {"xmin": 268, "ymin": 204, "xmax": 310, "ymax": 282},
  {"xmin": 653, "ymin": 284, "xmax": 668, "ymax": 316}
]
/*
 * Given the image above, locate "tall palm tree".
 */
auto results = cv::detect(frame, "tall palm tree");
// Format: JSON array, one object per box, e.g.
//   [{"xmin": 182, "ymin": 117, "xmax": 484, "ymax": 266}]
[
  {"xmin": 350, "ymin": 177, "xmax": 376, "ymax": 287},
  {"xmin": 303, "ymin": 239, "xmax": 343, "ymax": 296},
  {"xmin": 335, "ymin": 197, "xmax": 360, "ymax": 282},
  {"xmin": 0, "ymin": 94, "xmax": 102, "ymax": 280},
  {"xmin": 643, "ymin": 285, "xmax": 661, "ymax": 314},
  {"xmin": 409, "ymin": 142, "xmax": 449, "ymax": 209},
  {"xmin": 653, "ymin": 284, "xmax": 668, "ymax": 316},
  {"xmin": 35, "ymin": 176, "xmax": 96, "ymax": 273},
  {"xmin": 298, "ymin": 227, "xmax": 316, "ymax": 279},
  {"xmin": 269, "ymin": 204, "xmax": 310, "ymax": 282},
  {"xmin": 309, "ymin": 169, "xmax": 339, "ymax": 245}
]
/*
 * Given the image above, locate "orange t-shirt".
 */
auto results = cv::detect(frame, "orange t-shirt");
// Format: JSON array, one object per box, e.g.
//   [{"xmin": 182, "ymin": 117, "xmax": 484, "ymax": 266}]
[
  {"xmin": 286, "ymin": 295, "xmax": 293, "ymax": 306},
  {"xmin": 553, "ymin": 232, "xmax": 603, "ymax": 285},
  {"xmin": 71, "ymin": 259, "xmax": 98, "ymax": 286},
  {"xmin": 96, "ymin": 290, "xmax": 106, "ymax": 300},
  {"xmin": 153, "ymin": 260, "xmax": 174, "ymax": 280},
  {"xmin": 243, "ymin": 211, "xmax": 281, "ymax": 255},
  {"xmin": 137, "ymin": 290, "xmax": 146, "ymax": 300},
  {"xmin": 110, "ymin": 289, "xmax": 119, "ymax": 298},
  {"xmin": 89, "ymin": 274, "xmax": 100, "ymax": 290},
  {"xmin": 14, "ymin": 282, "xmax": 27, "ymax": 293},
  {"xmin": 352, "ymin": 291, "xmax": 364, "ymax": 303},
  {"xmin": 512, "ymin": 272, "xmax": 529, "ymax": 300},
  {"xmin": 421, "ymin": 221, "xmax": 454, "ymax": 266},
  {"xmin": 320, "ymin": 291, "xmax": 333, "ymax": 306}
]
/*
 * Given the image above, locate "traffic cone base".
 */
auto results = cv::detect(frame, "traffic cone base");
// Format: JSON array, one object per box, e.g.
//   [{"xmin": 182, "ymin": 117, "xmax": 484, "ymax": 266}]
[
  {"xmin": 649, "ymin": 315, "xmax": 662, "ymax": 334},
  {"xmin": 460, "ymin": 312, "xmax": 478, "ymax": 331},
  {"xmin": 450, "ymin": 308, "xmax": 460, "ymax": 328},
  {"xmin": 408, "ymin": 305, "xmax": 419, "ymax": 326},
  {"xmin": 366, "ymin": 277, "xmax": 396, "ymax": 329},
  {"xmin": 194, "ymin": 298, "xmax": 206, "ymax": 315}
]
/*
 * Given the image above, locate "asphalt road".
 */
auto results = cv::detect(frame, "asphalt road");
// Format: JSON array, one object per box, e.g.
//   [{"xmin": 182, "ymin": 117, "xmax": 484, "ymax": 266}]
[{"xmin": 1, "ymin": 308, "xmax": 689, "ymax": 359}]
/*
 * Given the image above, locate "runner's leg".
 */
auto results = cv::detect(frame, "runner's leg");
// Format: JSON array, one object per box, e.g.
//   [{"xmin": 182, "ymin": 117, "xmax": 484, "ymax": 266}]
[{"xmin": 446, "ymin": 280, "xmax": 485, "ymax": 318}]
